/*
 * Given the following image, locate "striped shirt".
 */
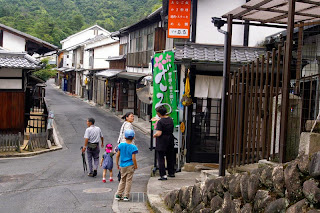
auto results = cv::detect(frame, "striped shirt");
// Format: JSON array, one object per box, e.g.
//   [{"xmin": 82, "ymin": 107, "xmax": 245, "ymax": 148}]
[{"xmin": 84, "ymin": 125, "xmax": 103, "ymax": 143}]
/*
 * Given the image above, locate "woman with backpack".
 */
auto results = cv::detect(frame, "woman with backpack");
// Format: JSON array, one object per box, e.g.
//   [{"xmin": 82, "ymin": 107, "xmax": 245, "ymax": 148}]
[{"xmin": 117, "ymin": 112, "xmax": 135, "ymax": 144}]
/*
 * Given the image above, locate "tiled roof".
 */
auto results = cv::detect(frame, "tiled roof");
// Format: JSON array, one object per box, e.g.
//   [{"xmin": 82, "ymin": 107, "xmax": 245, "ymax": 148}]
[
  {"xmin": 174, "ymin": 43, "xmax": 265, "ymax": 63},
  {"xmin": 0, "ymin": 51, "xmax": 41, "ymax": 69}
]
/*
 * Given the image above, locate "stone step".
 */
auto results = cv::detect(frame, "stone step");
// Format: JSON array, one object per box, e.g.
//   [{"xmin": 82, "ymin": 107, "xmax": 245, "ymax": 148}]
[{"xmin": 182, "ymin": 162, "xmax": 219, "ymax": 172}]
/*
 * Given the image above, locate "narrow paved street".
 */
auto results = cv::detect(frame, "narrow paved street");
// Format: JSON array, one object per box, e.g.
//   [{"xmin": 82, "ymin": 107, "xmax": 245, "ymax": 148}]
[{"xmin": 0, "ymin": 80, "xmax": 153, "ymax": 213}]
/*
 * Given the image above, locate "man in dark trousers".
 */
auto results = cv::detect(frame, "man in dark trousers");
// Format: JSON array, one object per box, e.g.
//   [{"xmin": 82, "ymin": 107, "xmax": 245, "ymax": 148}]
[
  {"xmin": 153, "ymin": 105, "xmax": 175, "ymax": 180},
  {"xmin": 82, "ymin": 118, "xmax": 104, "ymax": 177}
]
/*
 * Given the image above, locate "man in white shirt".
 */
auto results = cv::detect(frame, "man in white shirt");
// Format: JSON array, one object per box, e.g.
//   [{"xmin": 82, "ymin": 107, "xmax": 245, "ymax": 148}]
[{"xmin": 82, "ymin": 118, "xmax": 104, "ymax": 177}]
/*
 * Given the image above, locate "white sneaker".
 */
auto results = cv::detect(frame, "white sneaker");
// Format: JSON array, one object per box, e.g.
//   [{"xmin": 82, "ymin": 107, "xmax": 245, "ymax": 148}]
[{"xmin": 123, "ymin": 197, "xmax": 129, "ymax": 201}]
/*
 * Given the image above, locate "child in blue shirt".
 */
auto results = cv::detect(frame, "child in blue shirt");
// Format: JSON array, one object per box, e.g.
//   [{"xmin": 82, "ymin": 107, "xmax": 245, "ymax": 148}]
[{"xmin": 115, "ymin": 129, "xmax": 138, "ymax": 201}]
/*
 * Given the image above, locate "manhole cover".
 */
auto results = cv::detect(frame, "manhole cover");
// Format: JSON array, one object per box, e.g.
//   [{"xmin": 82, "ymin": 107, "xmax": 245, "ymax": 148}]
[{"xmin": 83, "ymin": 188, "xmax": 112, "ymax": 194}]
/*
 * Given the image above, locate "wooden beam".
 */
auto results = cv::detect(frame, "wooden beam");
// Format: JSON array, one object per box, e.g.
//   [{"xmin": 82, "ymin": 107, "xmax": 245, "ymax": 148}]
[
  {"xmin": 295, "ymin": 20, "xmax": 320, "ymax": 27},
  {"xmin": 242, "ymin": 4, "xmax": 320, "ymax": 19},
  {"xmin": 298, "ymin": 0, "xmax": 320, "ymax": 6},
  {"xmin": 279, "ymin": 0, "xmax": 296, "ymax": 163},
  {"xmin": 234, "ymin": 0, "xmax": 273, "ymax": 19}
]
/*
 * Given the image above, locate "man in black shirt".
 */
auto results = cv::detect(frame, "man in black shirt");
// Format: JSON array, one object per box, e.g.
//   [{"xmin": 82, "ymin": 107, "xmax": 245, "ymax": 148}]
[{"xmin": 153, "ymin": 105, "xmax": 175, "ymax": 180}]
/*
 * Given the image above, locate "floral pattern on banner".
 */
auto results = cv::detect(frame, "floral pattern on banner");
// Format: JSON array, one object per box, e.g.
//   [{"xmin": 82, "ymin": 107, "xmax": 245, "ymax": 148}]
[{"xmin": 152, "ymin": 51, "xmax": 178, "ymax": 130}]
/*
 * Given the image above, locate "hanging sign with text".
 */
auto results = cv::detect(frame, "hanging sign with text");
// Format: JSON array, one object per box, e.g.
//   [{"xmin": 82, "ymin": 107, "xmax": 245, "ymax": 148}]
[
  {"xmin": 168, "ymin": 0, "xmax": 191, "ymax": 39},
  {"xmin": 152, "ymin": 51, "xmax": 178, "ymax": 130}
]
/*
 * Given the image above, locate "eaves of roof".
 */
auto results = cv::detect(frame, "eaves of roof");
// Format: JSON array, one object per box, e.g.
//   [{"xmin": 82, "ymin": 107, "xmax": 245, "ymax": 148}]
[
  {"xmin": 0, "ymin": 23, "xmax": 58, "ymax": 50},
  {"xmin": 60, "ymin": 25, "xmax": 110, "ymax": 44},
  {"xmin": 116, "ymin": 7, "xmax": 163, "ymax": 35},
  {"xmin": 174, "ymin": 43, "xmax": 265, "ymax": 64}
]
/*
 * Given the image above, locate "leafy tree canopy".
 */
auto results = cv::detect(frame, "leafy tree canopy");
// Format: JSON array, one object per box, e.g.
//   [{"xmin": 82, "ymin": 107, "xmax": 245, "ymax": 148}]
[{"xmin": 0, "ymin": 0, "xmax": 162, "ymax": 48}]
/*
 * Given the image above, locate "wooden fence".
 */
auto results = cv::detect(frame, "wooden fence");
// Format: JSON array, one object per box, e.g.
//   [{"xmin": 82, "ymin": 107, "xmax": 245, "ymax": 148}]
[
  {"xmin": 24, "ymin": 132, "xmax": 49, "ymax": 152},
  {"xmin": 0, "ymin": 133, "xmax": 23, "ymax": 152},
  {"xmin": 226, "ymin": 46, "xmax": 285, "ymax": 168}
]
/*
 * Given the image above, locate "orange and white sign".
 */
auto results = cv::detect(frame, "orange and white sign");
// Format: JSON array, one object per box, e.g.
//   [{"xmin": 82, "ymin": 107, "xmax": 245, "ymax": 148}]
[{"xmin": 168, "ymin": 0, "xmax": 191, "ymax": 39}]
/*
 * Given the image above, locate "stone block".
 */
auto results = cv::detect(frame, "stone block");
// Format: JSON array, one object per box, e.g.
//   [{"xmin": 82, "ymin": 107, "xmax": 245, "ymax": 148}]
[
  {"xmin": 221, "ymin": 192, "xmax": 237, "ymax": 213},
  {"xmin": 164, "ymin": 189, "xmax": 179, "ymax": 209},
  {"xmin": 264, "ymin": 198, "xmax": 289, "ymax": 213},
  {"xmin": 286, "ymin": 199, "xmax": 308, "ymax": 213},
  {"xmin": 305, "ymin": 120, "xmax": 320, "ymax": 132},
  {"xmin": 241, "ymin": 203, "xmax": 252, "ymax": 213},
  {"xmin": 272, "ymin": 165, "xmax": 285, "ymax": 197},
  {"xmin": 253, "ymin": 190, "xmax": 274, "ymax": 212},
  {"xmin": 248, "ymin": 174, "xmax": 260, "ymax": 202},
  {"xmin": 309, "ymin": 152, "xmax": 320, "ymax": 178},
  {"xmin": 299, "ymin": 132, "xmax": 320, "ymax": 156},
  {"xmin": 284, "ymin": 161, "xmax": 303, "ymax": 202},
  {"xmin": 173, "ymin": 204, "xmax": 183, "ymax": 213},
  {"xmin": 229, "ymin": 174, "xmax": 242, "ymax": 198},
  {"xmin": 210, "ymin": 195, "xmax": 223, "ymax": 212},
  {"xmin": 178, "ymin": 186, "xmax": 192, "ymax": 209},
  {"xmin": 188, "ymin": 183, "xmax": 202, "ymax": 210},
  {"xmin": 298, "ymin": 155, "xmax": 310, "ymax": 175},
  {"xmin": 303, "ymin": 179, "xmax": 320, "ymax": 204}
]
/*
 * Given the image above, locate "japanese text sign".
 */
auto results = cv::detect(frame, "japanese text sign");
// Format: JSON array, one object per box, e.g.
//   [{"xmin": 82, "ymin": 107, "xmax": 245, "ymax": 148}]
[
  {"xmin": 168, "ymin": 0, "xmax": 191, "ymax": 39},
  {"xmin": 152, "ymin": 51, "xmax": 178, "ymax": 130}
]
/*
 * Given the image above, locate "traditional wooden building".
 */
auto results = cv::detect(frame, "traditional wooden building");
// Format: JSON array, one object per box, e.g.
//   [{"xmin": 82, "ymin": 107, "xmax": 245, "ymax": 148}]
[{"xmin": 0, "ymin": 51, "xmax": 42, "ymax": 134}]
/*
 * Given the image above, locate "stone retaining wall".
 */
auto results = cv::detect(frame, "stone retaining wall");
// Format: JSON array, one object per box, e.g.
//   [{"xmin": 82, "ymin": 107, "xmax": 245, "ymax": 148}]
[{"xmin": 164, "ymin": 152, "xmax": 320, "ymax": 213}]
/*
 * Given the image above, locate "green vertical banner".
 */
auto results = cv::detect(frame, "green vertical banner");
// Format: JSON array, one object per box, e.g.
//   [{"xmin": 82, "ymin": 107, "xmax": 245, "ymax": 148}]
[{"xmin": 152, "ymin": 51, "xmax": 178, "ymax": 130}]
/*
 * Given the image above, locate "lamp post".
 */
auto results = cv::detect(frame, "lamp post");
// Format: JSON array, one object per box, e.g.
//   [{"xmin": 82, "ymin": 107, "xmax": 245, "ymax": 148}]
[{"xmin": 212, "ymin": 15, "xmax": 233, "ymax": 176}]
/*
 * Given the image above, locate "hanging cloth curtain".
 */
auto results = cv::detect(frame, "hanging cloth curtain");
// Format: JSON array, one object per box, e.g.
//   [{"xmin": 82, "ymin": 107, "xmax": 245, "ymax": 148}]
[{"xmin": 182, "ymin": 69, "xmax": 193, "ymax": 106}]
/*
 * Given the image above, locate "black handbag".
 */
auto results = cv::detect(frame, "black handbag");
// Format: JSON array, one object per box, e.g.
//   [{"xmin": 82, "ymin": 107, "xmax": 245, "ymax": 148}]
[
  {"xmin": 87, "ymin": 143, "xmax": 98, "ymax": 150},
  {"xmin": 117, "ymin": 171, "xmax": 121, "ymax": 182}
]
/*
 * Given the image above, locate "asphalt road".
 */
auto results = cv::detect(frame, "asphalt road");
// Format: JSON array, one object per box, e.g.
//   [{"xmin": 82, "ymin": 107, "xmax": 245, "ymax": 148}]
[{"xmin": 0, "ymin": 80, "xmax": 153, "ymax": 213}]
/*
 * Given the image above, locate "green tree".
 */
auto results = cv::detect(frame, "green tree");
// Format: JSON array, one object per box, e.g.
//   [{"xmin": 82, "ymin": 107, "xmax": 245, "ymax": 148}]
[
  {"xmin": 0, "ymin": 0, "xmax": 161, "ymax": 47},
  {"xmin": 32, "ymin": 58, "xmax": 57, "ymax": 81}
]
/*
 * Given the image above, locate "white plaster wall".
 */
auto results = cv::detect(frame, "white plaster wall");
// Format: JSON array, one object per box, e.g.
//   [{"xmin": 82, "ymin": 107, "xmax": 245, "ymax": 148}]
[
  {"xmin": 196, "ymin": 0, "xmax": 283, "ymax": 47},
  {"xmin": 248, "ymin": 26, "xmax": 283, "ymax": 47},
  {"xmin": 92, "ymin": 42, "xmax": 120, "ymax": 69},
  {"xmin": 0, "ymin": 79, "xmax": 22, "ymax": 89},
  {"xmin": 126, "ymin": 67, "xmax": 151, "ymax": 74},
  {"xmin": 196, "ymin": 0, "xmax": 245, "ymax": 45},
  {"xmin": 2, "ymin": 31, "xmax": 26, "ymax": 52},
  {"xmin": 85, "ymin": 37, "xmax": 119, "ymax": 50},
  {"xmin": 76, "ymin": 48, "xmax": 82, "ymax": 68},
  {"xmin": 0, "ymin": 68, "xmax": 22, "ymax": 77},
  {"xmin": 83, "ymin": 51, "xmax": 90, "ymax": 69},
  {"xmin": 62, "ymin": 29, "xmax": 109, "ymax": 50}
]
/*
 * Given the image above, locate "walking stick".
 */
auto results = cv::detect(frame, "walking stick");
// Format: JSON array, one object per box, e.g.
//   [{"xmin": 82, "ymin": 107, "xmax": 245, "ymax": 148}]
[{"xmin": 80, "ymin": 146, "xmax": 87, "ymax": 174}]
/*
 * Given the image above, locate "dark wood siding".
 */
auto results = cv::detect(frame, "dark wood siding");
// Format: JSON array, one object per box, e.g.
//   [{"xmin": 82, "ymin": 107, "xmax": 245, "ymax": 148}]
[
  {"xmin": 0, "ymin": 92, "xmax": 25, "ymax": 133},
  {"xmin": 154, "ymin": 27, "xmax": 166, "ymax": 52},
  {"xmin": 110, "ymin": 60, "xmax": 126, "ymax": 70},
  {"xmin": 127, "ymin": 50, "xmax": 153, "ymax": 67},
  {"xmin": 119, "ymin": 44, "xmax": 125, "ymax": 55}
]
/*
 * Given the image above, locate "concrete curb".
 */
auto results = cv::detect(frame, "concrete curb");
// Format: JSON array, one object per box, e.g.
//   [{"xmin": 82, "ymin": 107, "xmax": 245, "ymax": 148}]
[
  {"xmin": 147, "ymin": 178, "xmax": 172, "ymax": 213},
  {"xmin": 111, "ymin": 199, "xmax": 121, "ymax": 213},
  {"xmin": 0, "ymin": 146, "xmax": 63, "ymax": 158},
  {"xmin": 0, "ymin": 117, "xmax": 63, "ymax": 158}
]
